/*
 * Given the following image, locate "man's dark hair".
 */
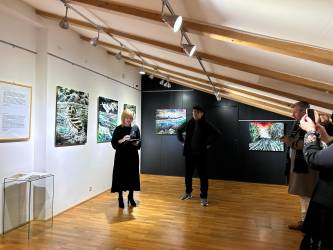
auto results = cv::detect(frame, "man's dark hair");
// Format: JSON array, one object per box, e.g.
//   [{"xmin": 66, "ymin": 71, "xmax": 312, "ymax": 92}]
[
  {"xmin": 193, "ymin": 105, "xmax": 204, "ymax": 113},
  {"xmin": 291, "ymin": 101, "xmax": 310, "ymax": 111}
]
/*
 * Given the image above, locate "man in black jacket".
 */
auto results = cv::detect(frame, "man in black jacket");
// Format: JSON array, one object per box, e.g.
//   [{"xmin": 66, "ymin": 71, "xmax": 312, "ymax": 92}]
[{"xmin": 177, "ymin": 105, "xmax": 219, "ymax": 206}]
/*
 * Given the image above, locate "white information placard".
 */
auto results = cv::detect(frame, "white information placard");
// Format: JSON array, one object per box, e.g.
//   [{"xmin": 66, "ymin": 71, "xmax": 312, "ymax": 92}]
[{"xmin": 0, "ymin": 81, "xmax": 32, "ymax": 141}]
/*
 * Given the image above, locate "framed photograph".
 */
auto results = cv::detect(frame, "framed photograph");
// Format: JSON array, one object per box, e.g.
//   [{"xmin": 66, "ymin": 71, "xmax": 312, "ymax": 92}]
[
  {"xmin": 55, "ymin": 86, "xmax": 89, "ymax": 146},
  {"xmin": 123, "ymin": 104, "xmax": 136, "ymax": 120},
  {"xmin": 97, "ymin": 97, "xmax": 118, "ymax": 143},
  {"xmin": 0, "ymin": 80, "xmax": 32, "ymax": 141},
  {"xmin": 249, "ymin": 122, "xmax": 284, "ymax": 151},
  {"xmin": 156, "ymin": 109, "xmax": 186, "ymax": 135}
]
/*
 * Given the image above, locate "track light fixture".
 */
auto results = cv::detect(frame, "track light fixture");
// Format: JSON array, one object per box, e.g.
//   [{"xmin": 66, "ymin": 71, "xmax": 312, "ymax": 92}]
[
  {"xmin": 115, "ymin": 46, "xmax": 123, "ymax": 60},
  {"xmin": 162, "ymin": 15, "xmax": 182, "ymax": 32},
  {"xmin": 149, "ymin": 74, "xmax": 154, "ymax": 80},
  {"xmin": 159, "ymin": 79, "xmax": 165, "ymax": 85},
  {"xmin": 182, "ymin": 43, "xmax": 197, "ymax": 57},
  {"xmin": 215, "ymin": 90, "xmax": 222, "ymax": 101},
  {"xmin": 90, "ymin": 29, "xmax": 100, "ymax": 47},
  {"xmin": 59, "ymin": 6, "xmax": 69, "ymax": 29},
  {"xmin": 161, "ymin": 0, "xmax": 183, "ymax": 32},
  {"xmin": 139, "ymin": 64, "xmax": 145, "ymax": 75},
  {"xmin": 180, "ymin": 34, "xmax": 196, "ymax": 57}
]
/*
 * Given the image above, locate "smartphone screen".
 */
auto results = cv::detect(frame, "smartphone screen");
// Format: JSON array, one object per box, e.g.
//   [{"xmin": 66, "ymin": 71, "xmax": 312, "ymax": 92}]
[{"xmin": 307, "ymin": 108, "xmax": 315, "ymax": 123}]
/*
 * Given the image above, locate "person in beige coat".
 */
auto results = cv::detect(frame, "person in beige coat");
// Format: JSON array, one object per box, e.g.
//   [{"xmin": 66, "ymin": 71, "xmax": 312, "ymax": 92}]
[{"xmin": 281, "ymin": 101, "xmax": 318, "ymax": 230}]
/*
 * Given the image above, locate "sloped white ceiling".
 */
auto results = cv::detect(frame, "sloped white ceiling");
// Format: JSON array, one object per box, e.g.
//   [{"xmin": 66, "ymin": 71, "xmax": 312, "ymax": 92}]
[{"xmin": 19, "ymin": 0, "xmax": 333, "ymax": 116}]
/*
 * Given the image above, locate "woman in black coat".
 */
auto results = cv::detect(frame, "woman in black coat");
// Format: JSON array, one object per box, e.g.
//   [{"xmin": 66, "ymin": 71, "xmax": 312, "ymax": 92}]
[
  {"xmin": 111, "ymin": 110, "xmax": 141, "ymax": 208},
  {"xmin": 299, "ymin": 114, "xmax": 333, "ymax": 249}
]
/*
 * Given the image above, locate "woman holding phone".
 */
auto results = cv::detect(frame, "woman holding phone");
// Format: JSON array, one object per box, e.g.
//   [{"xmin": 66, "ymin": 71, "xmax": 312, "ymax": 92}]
[{"xmin": 111, "ymin": 109, "xmax": 141, "ymax": 208}]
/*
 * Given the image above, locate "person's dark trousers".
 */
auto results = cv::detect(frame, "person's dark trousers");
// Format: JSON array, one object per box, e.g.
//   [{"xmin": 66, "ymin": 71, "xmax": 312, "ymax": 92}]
[{"xmin": 185, "ymin": 153, "xmax": 208, "ymax": 198}]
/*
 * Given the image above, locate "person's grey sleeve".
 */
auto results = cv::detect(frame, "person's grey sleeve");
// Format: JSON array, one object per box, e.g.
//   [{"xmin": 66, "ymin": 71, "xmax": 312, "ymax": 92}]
[{"xmin": 303, "ymin": 138, "xmax": 333, "ymax": 171}]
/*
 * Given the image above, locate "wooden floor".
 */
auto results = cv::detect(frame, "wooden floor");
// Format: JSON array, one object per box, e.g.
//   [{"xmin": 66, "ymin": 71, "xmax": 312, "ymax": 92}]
[{"xmin": 0, "ymin": 174, "xmax": 303, "ymax": 250}]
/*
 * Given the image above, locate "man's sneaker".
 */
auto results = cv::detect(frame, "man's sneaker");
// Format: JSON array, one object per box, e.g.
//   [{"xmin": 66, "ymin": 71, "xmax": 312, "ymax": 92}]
[
  {"xmin": 288, "ymin": 221, "xmax": 303, "ymax": 231},
  {"xmin": 180, "ymin": 193, "xmax": 192, "ymax": 200},
  {"xmin": 200, "ymin": 198, "xmax": 208, "ymax": 206}
]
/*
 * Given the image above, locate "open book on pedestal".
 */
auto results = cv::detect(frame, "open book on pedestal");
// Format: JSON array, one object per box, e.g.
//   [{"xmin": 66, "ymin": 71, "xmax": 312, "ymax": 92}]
[{"xmin": 6, "ymin": 172, "xmax": 53, "ymax": 181}]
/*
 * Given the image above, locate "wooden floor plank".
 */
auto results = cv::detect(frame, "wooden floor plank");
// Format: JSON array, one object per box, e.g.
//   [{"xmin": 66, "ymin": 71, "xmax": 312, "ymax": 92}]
[{"xmin": 0, "ymin": 174, "xmax": 303, "ymax": 249}]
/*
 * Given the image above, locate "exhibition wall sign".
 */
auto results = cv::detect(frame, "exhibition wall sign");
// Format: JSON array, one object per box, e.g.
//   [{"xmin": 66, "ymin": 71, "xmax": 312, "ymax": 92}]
[{"xmin": 0, "ymin": 81, "xmax": 32, "ymax": 141}]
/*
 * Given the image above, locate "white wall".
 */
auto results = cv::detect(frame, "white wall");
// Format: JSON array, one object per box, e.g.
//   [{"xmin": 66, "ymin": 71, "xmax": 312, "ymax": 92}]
[
  {"xmin": 45, "ymin": 20, "xmax": 141, "ymax": 213},
  {"xmin": 0, "ymin": 6, "xmax": 36, "ymax": 187},
  {"xmin": 0, "ymin": 0, "xmax": 141, "ymax": 232}
]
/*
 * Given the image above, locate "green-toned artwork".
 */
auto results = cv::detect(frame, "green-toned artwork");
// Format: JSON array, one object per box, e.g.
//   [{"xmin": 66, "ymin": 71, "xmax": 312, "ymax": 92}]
[
  {"xmin": 55, "ymin": 86, "xmax": 89, "ymax": 146},
  {"xmin": 156, "ymin": 109, "xmax": 186, "ymax": 135},
  {"xmin": 97, "ymin": 97, "xmax": 118, "ymax": 143},
  {"xmin": 249, "ymin": 122, "xmax": 284, "ymax": 151},
  {"xmin": 124, "ymin": 104, "xmax": 136, "ymax": 119}
]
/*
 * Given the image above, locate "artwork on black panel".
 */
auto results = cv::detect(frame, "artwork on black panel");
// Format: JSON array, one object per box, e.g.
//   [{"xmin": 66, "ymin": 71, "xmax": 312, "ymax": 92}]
[
  {"xmin": 156, "ymin": 109, "xmax": 186, "ymax": 135},
  {"xmin": 97, "ymin": 97, "xmax": 118, "ymax": 143},
  {"xmin": 249, "ymin": 122, "xmax": 284, "ymax": 151},
  {"xmin": 55, "ymin": 86, "xmax": 89, "ymax": 146}
]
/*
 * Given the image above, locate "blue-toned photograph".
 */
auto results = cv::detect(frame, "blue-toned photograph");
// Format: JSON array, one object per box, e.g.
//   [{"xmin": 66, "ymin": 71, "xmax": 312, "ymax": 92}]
[
  {"xmin": 249, "ymin": 122, "xmax": 284, "ymax": 151},
  {"xmin": 97, "ymin": 97, "xmax": 118, "ymax": 143},
  {"xmin": 55, "ymin": 86, "xmax": 89, "ymax": 146},
  {"xmin": 156, "ymin": 109, "xmax": 186, "ymax": 135}
]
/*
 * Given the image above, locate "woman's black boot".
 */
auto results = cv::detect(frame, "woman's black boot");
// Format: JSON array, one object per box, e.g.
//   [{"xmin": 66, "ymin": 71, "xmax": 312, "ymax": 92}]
[
  {"xmin": 118, "ymin": 192, "xmax": 124, "ymax": 208},
  {"xmin": 128, "ymin": 191, "xmax": 137, "ymax": 207}
]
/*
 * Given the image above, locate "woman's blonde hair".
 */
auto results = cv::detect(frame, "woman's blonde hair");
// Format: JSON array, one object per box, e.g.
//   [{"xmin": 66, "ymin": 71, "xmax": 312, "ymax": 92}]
[{"xmin": 121, "ymin": 109, "xmax": 134, "ymax": 125}]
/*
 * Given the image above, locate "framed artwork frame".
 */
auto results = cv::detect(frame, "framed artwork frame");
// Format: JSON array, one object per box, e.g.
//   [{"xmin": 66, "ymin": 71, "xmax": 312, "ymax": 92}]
[
  {"xmin": 249, "ymin": 121, "xmax": 285, "ymax": 152},
  {"xmin": 0, "ymin": 80, "xmax": 32, "ymax": 142},
  {"xmin": 97, "ymin": 96, "xmax": 118, "ymax": 143},
  {"xmin": 156, "ymin": 109, "xmax": 186, "ymax": 135},
  {"xmin": 123, "ymin": 104, "xmax": 136, "ymax": 120},
  {"xmin": 55, "ymin": 86, "xmax": 89, "ymax": 147}
]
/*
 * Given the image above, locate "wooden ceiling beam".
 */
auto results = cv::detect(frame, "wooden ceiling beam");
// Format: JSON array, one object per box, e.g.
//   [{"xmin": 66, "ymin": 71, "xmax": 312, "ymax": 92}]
[
  {"xmin": 122, "ymin": 57, "xmax": 292, "ymax": 111},
  {"xmin": 123, "ymin": 58, "xmax": 291, "ymax": 114},
  {"xmin": 90, "ymin": 38, "xmax": 333, "ymax": 110},
  {"xmin": 73, "ymin": 0, "xmax": 333, "ymax": 67},
  {"xmin": 37, "ymin": 9, "xmax": 333, "ymax": 93},
  {"xmin": 107, "ymin": 49, "xmax": 291, "ymax": 109},
  {"xmin": 136, "ymin": 64, "xmax": 292, "ymax": 117}
]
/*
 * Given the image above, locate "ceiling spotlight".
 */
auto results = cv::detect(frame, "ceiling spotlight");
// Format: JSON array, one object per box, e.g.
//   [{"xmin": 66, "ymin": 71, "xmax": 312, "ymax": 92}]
[
  {"xmin": 167, "ymin": 82, "xmax": 172, "ymax": 88},
  {"xmin": 164, "ymin": 81, "xmax": 169, "ymax": 87},
  {"xmin": 115, "ymin": 45, "xmax": 123, "ymax": 60},
  {"xmin": 149, "ymin": 74, "xmax": 154, "ymax": 80},
  {"xmin": 215, "ymin": 91, "xmax": 222, "ymax": 101},
  {"xmin": 139, "ymin": 64, "xmax": 145, "ymax": 75},
  {"xmin": 161, "ymin": 0, "xmax": 183, "ymax": 32},
  {"xmin": 162, "ymin": 15, "xmax": 183, "ymax": 32},
  {"xmin": 90, "ymin": 29, "xmax": 100, "ymax": 47},
  {"xmin": 59, "ymin": 6, "xmax": 69, "ymax": 29},
  {"xmin": 182, "ymin": 43, "xmax": 197, "ymax": 57},
  {"xmin": 159, "ymin": 79, "xmax": 165, "ymax": 85},
  {"xmin": 115, "ymin": 51, "xmax": 122, "ymax": 60}
]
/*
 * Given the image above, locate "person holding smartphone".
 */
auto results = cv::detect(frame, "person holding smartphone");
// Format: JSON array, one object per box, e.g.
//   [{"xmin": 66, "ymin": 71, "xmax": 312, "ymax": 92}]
[
  {"xmin": 111, "ymin": 109, "xmax": 141, "ymax": 208},
  {"xmin": 299, "ymin": 112, "xmax": 333, "ymax": 249},
  {"xmin": 280, "ymin": 101, "xmax": 318, "ymax": 230}
]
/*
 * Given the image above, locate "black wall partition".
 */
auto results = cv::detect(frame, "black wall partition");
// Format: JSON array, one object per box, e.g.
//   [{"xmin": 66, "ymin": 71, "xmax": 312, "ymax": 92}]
[{"xmin": 141, "ymin": 75, "xmax": 294, "ymax": 185}]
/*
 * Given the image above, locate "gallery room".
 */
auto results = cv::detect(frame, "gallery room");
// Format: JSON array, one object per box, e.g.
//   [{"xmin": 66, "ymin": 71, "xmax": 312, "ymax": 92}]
[{"xmin": 1, "ymin": 0, "xmax": 333, "ymax": 249}]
